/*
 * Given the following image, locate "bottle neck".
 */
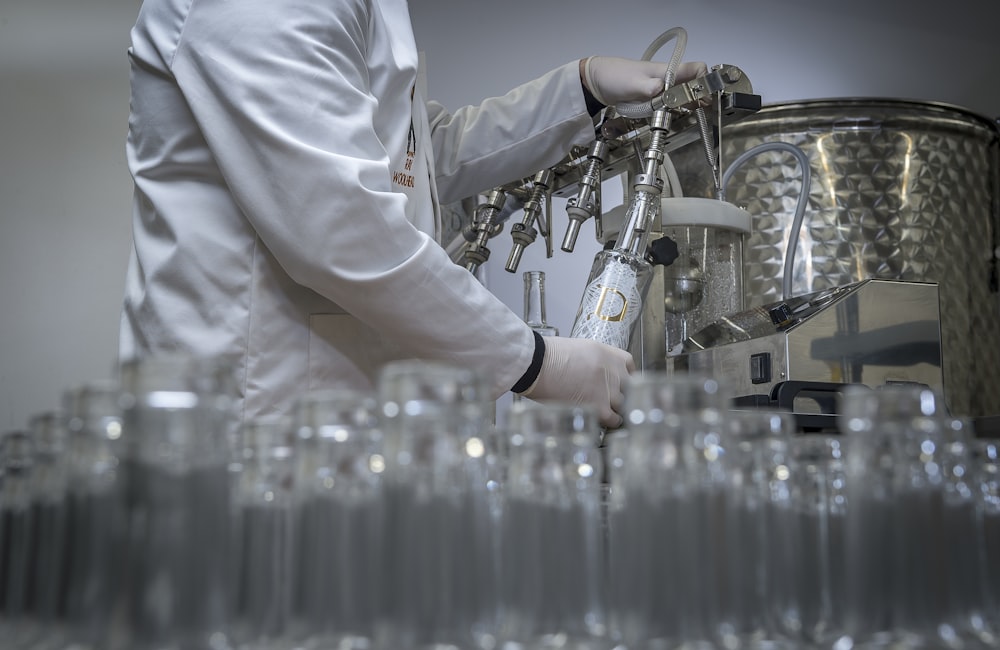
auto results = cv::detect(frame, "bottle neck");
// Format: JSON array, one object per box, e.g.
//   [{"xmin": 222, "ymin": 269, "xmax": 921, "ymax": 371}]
[
  {"xmin": 523, "ymin": 271, "xmax": 547, "ymax": 327},
  {"xmin": 523, "ymin": 271, "xmax": 558, "ymax": 336}
]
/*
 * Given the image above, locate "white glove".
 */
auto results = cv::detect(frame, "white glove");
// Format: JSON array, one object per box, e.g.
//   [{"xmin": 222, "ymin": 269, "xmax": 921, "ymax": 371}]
[
  {"xmin": 520, "ymin": 335, "xmax": 636, "ymax": 429},
  {"xmin": 581, "ymin": 57, "xmax": 708, "ymax": 107}
]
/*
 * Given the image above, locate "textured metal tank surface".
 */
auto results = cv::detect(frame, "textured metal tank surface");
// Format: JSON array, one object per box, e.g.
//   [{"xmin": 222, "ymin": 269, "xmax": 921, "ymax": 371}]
[{"xmin": 671, "ymin": 98, "xmax": 1000, "ymax": 417}]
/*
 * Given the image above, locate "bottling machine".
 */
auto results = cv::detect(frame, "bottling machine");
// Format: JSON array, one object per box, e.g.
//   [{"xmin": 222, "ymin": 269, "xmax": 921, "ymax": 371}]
[{"xmin": 449, "ymin": 27, "xmax": 1000, "ymax": 431}]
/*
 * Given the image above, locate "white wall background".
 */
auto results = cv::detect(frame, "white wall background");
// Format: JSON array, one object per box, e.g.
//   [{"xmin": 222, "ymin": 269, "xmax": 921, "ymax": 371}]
[{"xmin": 1, "ymin": 0, "xmax": 997, "ymax": 430}]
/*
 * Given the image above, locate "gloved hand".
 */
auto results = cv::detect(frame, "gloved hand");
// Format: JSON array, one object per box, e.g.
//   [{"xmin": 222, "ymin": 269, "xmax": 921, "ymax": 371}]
[
  {"xmin": 519, "ymin": 335, "xmax": 636, "ymax": 429},
  {"xmin": 581, "ymin": 57, "xmax": 708, "ymax": 107}
]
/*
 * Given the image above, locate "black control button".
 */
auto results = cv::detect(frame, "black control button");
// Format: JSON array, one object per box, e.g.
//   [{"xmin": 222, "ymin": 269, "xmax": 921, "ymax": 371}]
[
  {"xmin": 750, "ymin": 352, "xmax": 772, "ymax": 385},
  {"xmin": 768, "ymin": 304, "xmax": 793, "ymax": 327}
]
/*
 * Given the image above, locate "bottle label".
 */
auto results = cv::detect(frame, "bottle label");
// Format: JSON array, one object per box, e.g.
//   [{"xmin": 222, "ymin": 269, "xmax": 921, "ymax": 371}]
[
  {"xmin": 571, "ymin": 261, "xmax": 643, "ymax": 350},
  {"xmin": 593, "ymin": 285, "xmax": 629, "ymax": 323}
]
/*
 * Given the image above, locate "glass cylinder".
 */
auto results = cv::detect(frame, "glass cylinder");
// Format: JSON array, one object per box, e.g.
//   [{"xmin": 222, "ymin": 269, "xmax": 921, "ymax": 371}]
[
  {"xmin": 291, "ymin": 388, "xmax": 383, "ymax": 650},
  {"xmin": 230, "ymin": 414, "xmax": 297, "ymax": 650},
  {"xmin": 660, "ymin": 198, "xmax": 751, "ymax": 356},
  {"xmin": 498, "ymin": 400, "xmax": 606, "ymax": 650},
  {"xmin": 376, "ymin": 360, "xmax": 499, "ymax": 650},
  {"xmin": 111, "ymin": 354, "xmax": 236, "ymax": 650}
]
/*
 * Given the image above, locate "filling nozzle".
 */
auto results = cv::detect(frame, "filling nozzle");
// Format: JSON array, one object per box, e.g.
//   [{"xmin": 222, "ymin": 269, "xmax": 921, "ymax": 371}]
[
  {"xmin": 562, "ymin": 139, "xmax": 608, "ymax": 253},
  {"xmin": 617, "ymin": 108, "xmax": 670, "ymax": 256},
  {"xmin": 462, "ymin": 188, "xmax": 507, "ymax": 274},
  {"xmin": 505, "ymin": 170, "xmax": 553, "ymax": 274}
]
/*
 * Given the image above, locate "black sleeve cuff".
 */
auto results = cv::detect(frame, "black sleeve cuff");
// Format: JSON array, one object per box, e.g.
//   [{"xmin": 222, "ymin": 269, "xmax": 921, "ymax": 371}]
[
  {"xmin": 583, "ymin": 84, "xmax": 605, "ymax": 118},
  {"xmin": 511, "ymin": 331, "xmax": 546, "ymax": 394}
]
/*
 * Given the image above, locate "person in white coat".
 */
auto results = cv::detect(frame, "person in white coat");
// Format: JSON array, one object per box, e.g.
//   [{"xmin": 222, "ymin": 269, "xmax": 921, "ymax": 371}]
[{"xmin": 120, "ymin": 0, "xmax": 704, "ymax": 429}]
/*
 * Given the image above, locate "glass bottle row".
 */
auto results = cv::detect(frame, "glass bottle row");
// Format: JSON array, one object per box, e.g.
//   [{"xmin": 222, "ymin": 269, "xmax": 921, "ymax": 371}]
[{"xmin": 1, "ymin": 359, "xmax": 998, "ymax": 650}]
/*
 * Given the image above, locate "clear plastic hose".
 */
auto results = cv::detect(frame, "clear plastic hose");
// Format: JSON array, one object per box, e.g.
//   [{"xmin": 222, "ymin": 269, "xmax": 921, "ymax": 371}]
[
  {"xmin": 721, "ymin": 142, "xmax": 812, "ymax": 300},
  {"xmin": 614, "ymin": 27, "xmax": 687, "ymax": 120},
  {"xmin": 661, "ymin": 151, "xmax": 684, "ymax": 198}
]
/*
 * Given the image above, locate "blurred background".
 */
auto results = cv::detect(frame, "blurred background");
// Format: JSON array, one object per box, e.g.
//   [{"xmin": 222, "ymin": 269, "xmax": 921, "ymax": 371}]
[{"xmin": 1, "ymin": 0, "xmax": 997, "ymax": 429}]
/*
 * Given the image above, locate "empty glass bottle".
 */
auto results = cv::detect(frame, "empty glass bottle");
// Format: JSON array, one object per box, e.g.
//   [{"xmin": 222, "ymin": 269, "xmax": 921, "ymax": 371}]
[
  {"xmin": 111, "ymin": 354, "xmax": 237, "ymax": 650},
  {"xmin": 0, "ymin": 431, "xmax": 35, "ymax": 649},
  {"xmin": 779, "ymin": 433, "xmax": 850, "ymax": 649},
  {"xmin": 61, "ymin": 380, "xmax": 127, "ymax": 650},
  {"xmin": 498, "ymin": 400, "xmax": 606, "ymax": 650},
  {"xmin": 973, "ymin": 438, "xmax": 1000, "ymax": 639},
  {"xmin": 376, "ymin": 360, "xmax": 499, "ymax": 650},
  {"xmin": 23, "ymin": 411, "xmax": 72, "ymax": 650},
  {"xmin": 231, "ymin": 414, "xmax": 297, "ymax": 650},
  {"xmin": 291, "ymin": 388, "xmax": 383, "ymax": 650},
  {"xmin": 839, "ymin": 384, "xmax": 991, "ymax": 650},
  {"xmin": 514, "ymin": 270, "xmax": 559, "ymax": 410},
  {"xmin": 717, "ymin": 409, "xmax": 797, "ymax": 650},
  {"xmin": 522, "ymin": 270, "xmax": 559, "ymax": 338},
  {"xmin": 606, "ymin": 372, "xmax": 732, "ymax": 650}
]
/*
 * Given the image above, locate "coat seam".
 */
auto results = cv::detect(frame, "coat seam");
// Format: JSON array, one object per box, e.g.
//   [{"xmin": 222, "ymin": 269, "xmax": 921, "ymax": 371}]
[
  {"xmin": 167, "ymin": 0, "xmax": 197, "ymax": 70},
  {"xmin": 239, "ymin": 236, "xmax": 259, "ymax": 425}
]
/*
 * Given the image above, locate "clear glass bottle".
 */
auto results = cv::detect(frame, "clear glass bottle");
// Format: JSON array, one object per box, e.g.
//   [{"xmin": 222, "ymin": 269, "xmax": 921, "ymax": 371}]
[
  {"xmin": 605, "ymin": 372, "xmax": 732, "ymax": 650},
  {"xmin": 376, "ymin": 360, "xmax": 499, "ymax": 650},
  {"xmin": 718, "ymin": 409, "xmax": 797, "ymax": 650},
  {"xmin": 939, "ymin": 418, "xmax": 996, "ymax": 648},
  {"xmin": 973, "ymin": 438, "xmax": 1000, "ymax": 639},
  {"xmin": 838, "ymin": 384, "xmax": 986, "ymax": 650},
  {"xmin": 522, "ymin": 270, "xmax": 559, "ymax": 337},
  {"xmin": 230, "ymin": 414, "xmax": 297, "ymax": 650},
  {"xmin": 781, "ymin": 433, "xmax": 850, "ymax": 649},
  {"xmin": 0, "ymin": 430, "xmax": 35, "ymax": 648},
  {"xmin": 838, "ymin": 386, "xmax": 898, "ymax": 649},
  {"xmin": 291, "ymin": 388, "xmax": 383, "ymax": 650},
  {"xmin": 61, "ymin": 379, "xmax": 127, "ymax": 650},
  {"xmin": 25, "ymin": 410, "xmax": 72, "ymax": 650},
  {"xmin": 514, "ymin": 270, "xmax": 560, "ymax": 409},
  {"xmin": 113, "ymin": 354, "xmax": 237, "ymax": 650},
  {"xmin": 569, "ymin": 183, "xmax": 658, "ymax": 351},
  {"xmin": 498, "ymin": 400, "xmax": 606, "ymax": 650}
]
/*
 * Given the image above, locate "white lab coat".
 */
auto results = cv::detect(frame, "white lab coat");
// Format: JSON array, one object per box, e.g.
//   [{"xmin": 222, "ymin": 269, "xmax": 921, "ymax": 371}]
[{"xmin": 121, "ymin": 0, "xmax": 598, "ymax": 423}]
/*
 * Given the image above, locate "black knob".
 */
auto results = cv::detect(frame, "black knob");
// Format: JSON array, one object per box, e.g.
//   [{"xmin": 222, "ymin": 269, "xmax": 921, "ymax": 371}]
[{"xmin": 646, "ymin": 235, "xmax": 679, "ymax": 267}]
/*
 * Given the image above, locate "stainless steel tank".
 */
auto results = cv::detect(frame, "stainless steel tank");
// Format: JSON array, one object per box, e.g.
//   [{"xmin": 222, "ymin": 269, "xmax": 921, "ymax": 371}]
[{"xmin": 670, "ymin": 98, "xmax": 1000, "ymax": 417}]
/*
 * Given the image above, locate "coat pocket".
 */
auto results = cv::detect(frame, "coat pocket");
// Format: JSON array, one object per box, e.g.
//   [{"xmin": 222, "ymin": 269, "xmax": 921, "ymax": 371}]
[{"xmin": 307, "ymin": 313, "xmax": 407, "ymax": 393}]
